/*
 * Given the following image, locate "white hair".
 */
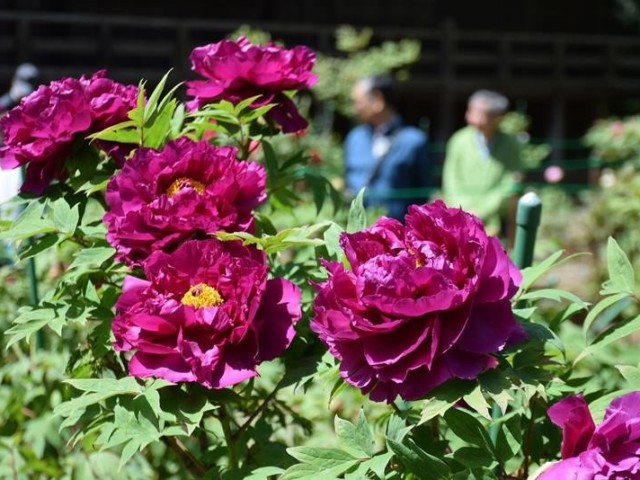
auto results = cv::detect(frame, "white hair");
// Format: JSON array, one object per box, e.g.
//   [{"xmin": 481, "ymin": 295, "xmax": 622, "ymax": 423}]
[{"xmin": 468, "ymin": 89, "xmax": 509, "ymax": 115}]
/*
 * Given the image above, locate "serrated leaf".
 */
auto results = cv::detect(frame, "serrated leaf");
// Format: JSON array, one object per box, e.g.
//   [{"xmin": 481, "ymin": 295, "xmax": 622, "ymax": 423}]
[
  {"xmin": 387, "ymin": 438, "xmax": 450, "ymax": 480},
  {"xmin": 347, "ymin": 189, "xmax": 367, "ymax": 233},
  {"xmin": 463, "ymin": 386, "xmax": 492, "ymax": 420},
  {"xmin": 0, "ymin": 199, "xmax": 55, "ymax": 240},
  {"xmin": 287, "ymin": 446, "xmax": 356, "ymax": 465},
  {"xmin": 335, "ymin": 410, "xmax": 374, "ymax": 458},
  {"xmin": 419, "ymin": 380, "xmax": 475, "ymax": 423},
  {"xmin": 575, "ymin": 314, "xmax": 640, "ymax": 364},
  {"xmin": 68, "ymin": 247, "xmax": 115, "ymax": 271},
  {"xmin": 283, "ymin": 447, "xmax": 359, "ymax": 479},
  {"xmin": 4, "ymin": 309, "xmax": 56, "ymax": 348},
  {"xmin": 51, "ymin": 199, "xmax": 79, "ymax": 234}
]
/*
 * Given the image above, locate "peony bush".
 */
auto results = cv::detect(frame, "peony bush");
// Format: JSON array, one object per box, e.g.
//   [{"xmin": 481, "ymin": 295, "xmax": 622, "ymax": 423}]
[{"xmin": 1, "ymin": 35, "xmax": 640, "ymax": 480}]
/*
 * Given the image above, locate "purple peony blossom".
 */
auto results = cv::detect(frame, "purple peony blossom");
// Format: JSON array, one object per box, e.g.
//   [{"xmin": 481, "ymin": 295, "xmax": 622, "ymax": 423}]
[
  {"xmin": 539, "ymin": 392, "xmax": 640, "ymax": 479},
  {"xmin": 187, "ymin": 36, "xmax": 317, "ymax": 133},
  {"xmin": 0, "ymin": 70, "xmax": 138, "ymax": 194},
  {"xmin": 311, "ymin": 200, "xmax": 523, "ymax": 402},
  {"xmin": 104, "ymin": 137, "xmax": 266, "ymax": 266},
  {"xmin": 112, "ymin": 239, "xmax": 301, "ymax": 389}
]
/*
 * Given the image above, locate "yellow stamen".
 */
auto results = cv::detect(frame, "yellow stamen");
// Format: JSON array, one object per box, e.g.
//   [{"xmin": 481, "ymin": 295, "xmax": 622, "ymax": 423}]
[
  {"xmin": 167, "ymin": 177, "xmax": 205, "ymax": 198},
  {"xmin": 181, "ymin": 283, "xmax": 224, "ymax": 308}
]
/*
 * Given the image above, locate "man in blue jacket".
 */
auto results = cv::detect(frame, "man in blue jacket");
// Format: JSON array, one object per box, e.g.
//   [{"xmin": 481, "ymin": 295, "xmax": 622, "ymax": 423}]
[{"xmin": 344, "ymin": 75, "xmax": 430, "ymax": 220}]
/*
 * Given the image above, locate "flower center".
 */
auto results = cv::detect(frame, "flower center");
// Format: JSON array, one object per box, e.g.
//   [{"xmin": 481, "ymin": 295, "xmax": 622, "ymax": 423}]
[
  {"xmin": 181, "ymin": 283, "xmax": 224, "ymax": 308},
  {"xmin": 167, "ymin": 177, "xmax": 205, "ymax": 198}
]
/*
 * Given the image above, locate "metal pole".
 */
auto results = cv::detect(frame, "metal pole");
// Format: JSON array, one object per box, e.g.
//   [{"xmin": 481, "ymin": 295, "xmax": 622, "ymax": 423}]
[
  {"xmin": 490, "ymin": 192, "xmax": 542, "ymax": 446},
  {"xmin": 19, "ymin": 167, "xmax": 42, "ymax": 349},
  {"xmin": 512, "ymin": 192, "xmax": 543, "ymax": 270}
]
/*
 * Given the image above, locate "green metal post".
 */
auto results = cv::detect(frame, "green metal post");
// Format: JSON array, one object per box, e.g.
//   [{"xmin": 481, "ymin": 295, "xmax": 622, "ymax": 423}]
[
  {"xmin": 19, "ymin": 167, "xmax": 42, "ymax": 348},
  {"xmin": 490, "ymin": 192, "xmax": 542, "ymax": 446},
  {"xmin": 512, "ymin": 192, "xmax": 543, "ymax": 270}
]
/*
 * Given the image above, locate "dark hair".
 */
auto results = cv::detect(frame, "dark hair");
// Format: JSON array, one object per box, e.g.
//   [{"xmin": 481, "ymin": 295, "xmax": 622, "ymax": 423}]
[{"xmin": 359, "ymin": 75, "xmax": 398, "ymax": 110}]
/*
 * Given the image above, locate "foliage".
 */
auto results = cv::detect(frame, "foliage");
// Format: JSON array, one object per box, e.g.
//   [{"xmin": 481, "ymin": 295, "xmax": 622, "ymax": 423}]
[
  {"xmin": 583, "ymin": 115, "xmax": 640, "ymax": 166},
  {"xmin": 500, "ymin": 112, "xmax": 550, "ymax": 171},
  {"xmin": 313, "ymin": 25, "xmax": 421, "ymax": 116},
  {"xmin": 2, "ymin": 34, "xmax": 640, "ymax": 480}
]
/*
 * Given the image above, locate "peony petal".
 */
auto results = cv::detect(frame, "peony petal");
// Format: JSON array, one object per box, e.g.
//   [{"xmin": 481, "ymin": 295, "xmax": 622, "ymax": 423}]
[
  {"xmin": 455, "ymin": 299, "xmax": 519, "ymax": 354},
  {"xmin": 591, "ymin": 391, "xmax": 640, "ymax": 449},
  {"xmin": 253, "ymin": 278, "xmax": 301, "ymax": 361},
  {"xmin": 548, "ymin": 395, "xmax": 596, "ymax": 459},
  {"xmin": 129, "ymin": 352, "xmax": 195, "ymax": 383}
]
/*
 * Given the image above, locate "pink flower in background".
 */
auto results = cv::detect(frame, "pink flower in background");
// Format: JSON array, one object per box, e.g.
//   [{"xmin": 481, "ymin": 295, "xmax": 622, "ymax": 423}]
[
  {"xmin": 104, "ymin": 137, "xmax": 266, "ymax": 266},
  {"xmin": 112, "ymin": 239, "xmax": 301, "ymax": 389},
  {"xmin": 311, "ymin": 200, "xmax": 523, "ymax": 402},
  {"xmin": 0, "ymin": 71, "xmax": 138, "ymax": 194},
  {"xmin": 187, "ymin": 37, "xmax": 317, "ymax": 133},
  {"xmin": 539, "ymin": 392, "xmax": 640, "ymax": 479}
]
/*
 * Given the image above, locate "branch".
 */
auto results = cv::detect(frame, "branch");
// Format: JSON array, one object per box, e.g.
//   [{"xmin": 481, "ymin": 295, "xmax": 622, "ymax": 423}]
[{"xmin": 162, "ymin": 436, "xmax": 207, "ymax": 479}]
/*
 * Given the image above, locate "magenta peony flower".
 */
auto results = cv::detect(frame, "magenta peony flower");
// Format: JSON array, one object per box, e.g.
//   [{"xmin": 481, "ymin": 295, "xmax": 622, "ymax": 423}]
[
  {"xmin": 539, "ymin": 392, "xmax": 640, "ymax": 479},
  {"xmin": 311, "ymin": 200, "xmax": 523, "ymax": 402},
  {"xmin": 104, "ymin": 137, "xmax": 266, "ymax": 266},
  {"xmin": 112, "ymin": 239, "xmax": 301, "ymax": 389},
  {"xmin": 0, "ymin": 71, "xmax": 138, "ymax": 194},
  {"xmin": 187, "ymin": 37, "xmax": 317, "ymax": 133}
]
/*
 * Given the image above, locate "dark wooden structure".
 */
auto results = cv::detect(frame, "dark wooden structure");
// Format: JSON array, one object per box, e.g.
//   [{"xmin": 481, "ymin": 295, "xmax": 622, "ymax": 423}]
[{"xmin": 0, "ymin": 2, "xmax": 637, "ymax": 143}]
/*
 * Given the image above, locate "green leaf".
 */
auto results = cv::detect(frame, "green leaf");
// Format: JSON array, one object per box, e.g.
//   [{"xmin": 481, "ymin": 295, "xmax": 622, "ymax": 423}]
[
  {"xmin": 463, "ymin": 386, "xmax": 492, "ymax": 420},
  {"xmin": 323, "ymin": 222, "xmax": 345, "ymax": 262},
  {"xmin": 335, "ymin": 410, "xmax": 374, "ymax": 458},
  {"xmin": 51, "ymin": 198, "xmax": 80, "ymax": 235},
  {"xmin": 575, "ymin": 314, "xmax": 640, "ymax": 364},
  {"xmin": 261, "ymin": 140, "xmax": 279, "ymax": 179},
  {"xmin": 443, "ymin": 409, "xmax": 494, "ymax": 453},
  {"xmin": 452, "ymin": 447, "xmax": 494, "ymax": 469},
  {"xmin": 603, "ymin": 237, "xmax": 635, "ymax": 295},
  {"xmin": 18, "ymin": 233, "xmax": 61, "ymax": 260},
  {"xmin": 419, "ymin": 380, "xmax": 475, "ymax": 423},
  {"xmin": 244, "ymin": 467, "xmax": 286, "ymax": 479},
  {"xmin": 387, "ymin": 438, "xmax": 450, "ymax": 480},
  {"xmin": 144, "ymin": 98, "xmax": 177, "ymax": 149},
  {"xmin": 519, "ymin": 288, "xmax": 588, "ymax": 308},
  {"xmin": 347, "ymin": 189, "xmax": 367, "ymax": 233},
  {"xmin": 144, "ymin": 70, "xmax": 171, "ymax": 122},
  {"xmin": 68, "ymin": 247, "xmax": 116, "ymax": 271},
  {"xmin": 0, "ymin": 199, "xmax": 55, "ymax": 240},
  {"xmin": 4, "ymin": 309, "xmax": 56, "ymax": 348},
  {"xmin": 582, "ymin": 292, "xmax": 629, "ymax": 339},
  {"xmin": 283, "ymin": 447, "xmax": 359, "ymax": 479},
  {"xmin": 287, "ymin": 446, "xmax": 356, "ymax": 465}
]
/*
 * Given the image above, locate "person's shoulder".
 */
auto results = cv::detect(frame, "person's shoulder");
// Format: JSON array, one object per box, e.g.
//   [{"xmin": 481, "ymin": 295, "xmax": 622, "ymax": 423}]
[
  {"xmin": 398, "ymin": 125, "xmax": 427, "ymax": 146},
  {"xmin": 346, "ymin": 124, "xmax": 369, "ymax": 142},
  {"xmin": 447, "ymin": 126, "xmax": 474, "ymax": 147}
]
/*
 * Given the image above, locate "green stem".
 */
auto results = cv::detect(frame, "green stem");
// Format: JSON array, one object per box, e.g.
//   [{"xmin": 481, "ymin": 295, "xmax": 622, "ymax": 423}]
[
  {"xmin": 234, "ymin": 384, "xmax": 281, "ymax": 440},
  {"xmin": 220, "ymin": 406, "xmax": 239, "ymax": 470}
]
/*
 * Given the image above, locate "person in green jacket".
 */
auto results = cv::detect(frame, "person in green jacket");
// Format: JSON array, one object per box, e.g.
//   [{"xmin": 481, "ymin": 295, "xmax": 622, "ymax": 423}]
[{"xmin": 442, "ymin": 89, "xmax": 524, "ymax": 233}]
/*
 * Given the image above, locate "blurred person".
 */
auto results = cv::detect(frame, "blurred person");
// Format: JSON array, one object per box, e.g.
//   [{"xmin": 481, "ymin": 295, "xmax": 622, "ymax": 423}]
[
  {"xmin": 0, "ymin": 64, "xmax": 39, "ymax": 262},
  {"xmin": 344, "ymin": 75, "xmax": 430, "ymax": 220},
  {"xmin": 0, "ymin": 63, "xmax": 39, "ymax": 113},
  {"xmin": 442, "ymin": 89, "xmax": 525, "ymax": 233}
]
